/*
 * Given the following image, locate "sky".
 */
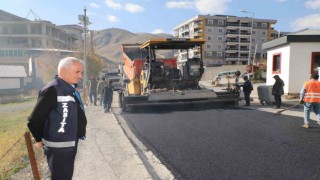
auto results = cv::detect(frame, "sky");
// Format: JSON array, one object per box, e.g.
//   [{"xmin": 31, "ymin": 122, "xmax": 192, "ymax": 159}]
[{"xmin": 1, "ymin": 0, "xmax": 320, "ymax": 34}]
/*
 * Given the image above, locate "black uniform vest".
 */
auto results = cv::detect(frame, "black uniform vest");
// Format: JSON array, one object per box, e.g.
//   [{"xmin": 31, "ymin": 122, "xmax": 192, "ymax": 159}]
[{"xmin": 42, "ymin": 77, "xmax": 79, "ymax": 148}]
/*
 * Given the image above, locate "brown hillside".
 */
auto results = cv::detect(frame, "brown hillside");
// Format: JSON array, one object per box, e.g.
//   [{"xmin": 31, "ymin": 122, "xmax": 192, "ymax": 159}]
[{"xmin": 93, "ymin": 28, "xmax": 173, "ymax": 64}]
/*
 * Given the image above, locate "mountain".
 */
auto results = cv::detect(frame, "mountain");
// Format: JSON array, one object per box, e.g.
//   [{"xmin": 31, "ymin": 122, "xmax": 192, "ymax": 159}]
[{"xmin": 93, "ymin": 28, "xmax": 174, "ymax": 64}]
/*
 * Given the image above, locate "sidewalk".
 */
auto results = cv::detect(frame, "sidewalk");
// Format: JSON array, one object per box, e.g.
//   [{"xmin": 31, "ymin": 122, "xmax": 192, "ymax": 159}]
[
  {"xmin": 72, "ymin": 105, "xmax": 152, "ymax": 180},
  {"xmin": 72, "ymin": 100, "xmax": 173, "ymax": 180}
]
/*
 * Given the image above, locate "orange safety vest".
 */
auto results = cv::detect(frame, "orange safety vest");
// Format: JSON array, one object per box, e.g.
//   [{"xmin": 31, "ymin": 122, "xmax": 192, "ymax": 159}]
[{"xmin": 304, "ymin": 80, "xmax": 320, "ymax": 103}]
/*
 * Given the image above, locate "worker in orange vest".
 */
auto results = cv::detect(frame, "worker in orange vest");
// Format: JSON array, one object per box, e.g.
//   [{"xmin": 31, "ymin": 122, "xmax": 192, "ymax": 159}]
[{"xmin": 300, "ymin": 74, "xmax": 320, "ymax": 128}]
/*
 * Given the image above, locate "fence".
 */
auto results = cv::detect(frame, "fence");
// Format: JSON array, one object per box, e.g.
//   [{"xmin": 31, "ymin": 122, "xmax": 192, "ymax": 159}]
[{"xmin": 0, "ymin": 132, "xmax": 48, "ymax": 180}]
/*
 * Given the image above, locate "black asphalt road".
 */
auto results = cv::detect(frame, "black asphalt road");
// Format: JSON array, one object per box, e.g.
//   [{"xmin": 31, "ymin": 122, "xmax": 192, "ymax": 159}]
[{"xmin": 121, "ymin": 105, "xmax": 320, "ymax": 180}]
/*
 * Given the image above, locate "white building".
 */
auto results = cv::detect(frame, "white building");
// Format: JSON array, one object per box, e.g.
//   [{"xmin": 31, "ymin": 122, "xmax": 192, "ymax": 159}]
[{"xmin": 262, "ymin": 29, "xmax": 320, "ymax": 95}]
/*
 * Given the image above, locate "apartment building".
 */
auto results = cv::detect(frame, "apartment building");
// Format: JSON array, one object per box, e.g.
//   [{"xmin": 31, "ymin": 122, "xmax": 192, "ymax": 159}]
[
  {"xmin": 173, "ymin": 15, "xmax": 277, "ymax": 66},
  {"xmin": 0, "ymin": 10, "xmax": 82, "ymax": 67}
]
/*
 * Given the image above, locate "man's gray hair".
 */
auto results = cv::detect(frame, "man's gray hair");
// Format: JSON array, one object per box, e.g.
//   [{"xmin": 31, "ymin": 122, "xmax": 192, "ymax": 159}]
[{"xmin": 58, "ymin": 57, "xmax": 83, "ymax": 74}]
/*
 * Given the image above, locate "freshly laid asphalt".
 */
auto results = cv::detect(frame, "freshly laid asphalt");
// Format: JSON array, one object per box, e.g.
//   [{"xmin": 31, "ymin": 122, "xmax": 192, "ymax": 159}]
[
  {"xmin": 122, "ymin": 105, "xmax": 320, "ymax": 179},
  {"xmin": 71, "ymin": 80, "xmax": 320, "ymax": 180}
]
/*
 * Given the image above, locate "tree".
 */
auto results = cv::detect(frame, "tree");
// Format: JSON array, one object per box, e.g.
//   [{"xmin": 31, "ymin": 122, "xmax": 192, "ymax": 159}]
[
  {"xmin": 36, "ymin": 52, "xmax": 61, "ymax": 83},
  {"xmin": 73, "ymin": 52, "xmax": 106, "ymax": 79}
]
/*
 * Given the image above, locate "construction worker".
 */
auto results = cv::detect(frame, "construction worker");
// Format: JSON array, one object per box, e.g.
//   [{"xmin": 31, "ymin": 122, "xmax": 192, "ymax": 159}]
[
  {"xmin": 103, "ymin": 81, "xmax": 114, "ymax": 113},
  {"xmin": 88, "ymin": 76, "xmax": 98, "ymax": 105},
  {"xmin": 97, "ymin": 77, "xmax": 107, "ymax": 105},
  {"xmin": 241, "ymin": 75, "xmax": 253, "ymax": 106},
  {"xmin": 300, "ymin": 74, "xmax": 320, "ymax": 128},
  {"xmin": 272, "ymin": 75, "xmax": 285, "ymax": 109}
]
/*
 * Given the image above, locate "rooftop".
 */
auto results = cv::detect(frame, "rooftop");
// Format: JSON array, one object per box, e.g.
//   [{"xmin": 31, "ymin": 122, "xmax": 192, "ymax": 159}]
[{"xmin": 0, "ymin": 65, "xmax": 27, "ymax": 78}]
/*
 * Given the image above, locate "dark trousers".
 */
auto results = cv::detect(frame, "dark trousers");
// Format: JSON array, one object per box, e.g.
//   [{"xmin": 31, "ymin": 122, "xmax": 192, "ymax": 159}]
[
  {"xmin": 274, "ymin": 95, "xmax": 282, "ymax": 108},
  {"xmin": 104, "ymin": 99, "xmax": 112, "ymax": 111},
  {"xmin": 89, "ymin": 93, "xmax": 97, "ymax": 105},
  {"xmin": 244, "ymin": 91, "xmax": 251, "ymax": 106},
  {"xmin": 44, "ymin": 142, "xmax": 78, "ymax": 180}
]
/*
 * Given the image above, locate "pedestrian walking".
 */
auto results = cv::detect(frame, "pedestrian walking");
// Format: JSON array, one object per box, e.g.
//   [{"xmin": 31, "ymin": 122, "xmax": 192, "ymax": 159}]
[
  {"xmin": 27, "ymin": 57, "xmax": 87, "ymax": 180},
  {"xmin": 300, "ymin": 74, "xmax": 320, "ymax": 128},
  {"xmin": 97, "ymin": 77, "xmax": 107, "ymax": 105},
  {"xmin": 103, "ymin": 81, "xmax": 114, "ymax": 113},
  {"xmin": 272, "ymin": 75, "xmax": 285, "ymax": 109},
  {"xmin": 242, "ymin": 76, "xmax": 253, "ymax": 106},
  {"xmin": 89, "ymin": 76, "xmax": 98, "ymax": 105}
]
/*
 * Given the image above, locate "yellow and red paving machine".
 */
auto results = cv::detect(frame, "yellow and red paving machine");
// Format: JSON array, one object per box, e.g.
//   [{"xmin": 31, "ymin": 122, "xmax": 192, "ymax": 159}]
[{"xmin": 118, "ymin": 38, "xmax": 240, "ymax": 111}]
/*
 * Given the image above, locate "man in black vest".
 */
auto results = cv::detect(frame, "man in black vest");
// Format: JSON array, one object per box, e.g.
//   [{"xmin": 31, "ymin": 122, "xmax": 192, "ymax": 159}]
[{"xmin": 28, "ymin": 57, "xmax": 87, "ymax": 180}]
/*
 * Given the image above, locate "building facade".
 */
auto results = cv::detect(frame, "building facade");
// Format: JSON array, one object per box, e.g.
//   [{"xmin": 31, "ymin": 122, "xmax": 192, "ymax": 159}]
[
  {"xmin": 0, "ymin": 10, "xmax": 82, "ymax": 67},
  {"xmin": 0, "ymin": 9, "xmax": 84, "ymax": 91},
  {"xmin": 173, "ymin": 15, "xmax": 277, "ymax": 66}
]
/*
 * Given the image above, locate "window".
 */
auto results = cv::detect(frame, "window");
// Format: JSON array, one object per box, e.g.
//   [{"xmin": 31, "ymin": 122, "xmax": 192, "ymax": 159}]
[
  {"xmin": 218, "ymin": 20, "xmax": 224, "ymax": 26},
  {"xmin": 217, "ymin": 52, "xmax": 223, "ymax": 57},
  {"xmin": 218, "ymin": 28, "xmax": 223, "ymax": 33},
  {"xmin": 261, "ymin": 38, "xmax": 266, "ymax": 43},
  {"xmin": 218, "ymin": 36, "xmax": 223, "ymax": 41},
  {"xmin": 208, "ymin": 19, "xmax": 213, "ymax": 25},
  {"xmin": 262, "ymin": 31, "xmax": 266, "ymax": 35},
  {"xmin": 207, "ymin": 36, "xmax": 212, "ymax": 41},
  {"xmin": 252, "ymin": 38, "xmax": 255, "ymax": 42},
  {"xmin": 205, "ymin": 51, "xmax": 212, "ymax": 57},
  {"xmin": 206, "ymin": 44, "xmax": 212, "ymax": 49},
  {"xmin": 311, "ymin": 52, "xmax": 320, "ymax": 74},
  {"xmin": 207, "ymin": 28, "xmax": 213, "ymax": 33},
  {"xmin": 252, "ymin": 31, "xmax": 255, "ymax": 35},
  {"xmin": 253, "ymin": 22, "xmax": 257, "ymax": 28},
  {"xmin": 272, "ymin": 53, "xmax": 281, "ymax": 73},
  {"xmin": 218, "ymin": 44, "xmax": 222, "ymax": 49},
  {"xmin": 262, "ymin": 23, "xmax": 267, "ymax": 28}
]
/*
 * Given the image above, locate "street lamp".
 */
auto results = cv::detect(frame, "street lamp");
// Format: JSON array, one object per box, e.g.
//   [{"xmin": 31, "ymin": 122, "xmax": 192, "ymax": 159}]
[{"xmin": 240, "ymin": 10, "xmax": 254, "ymax": 78}]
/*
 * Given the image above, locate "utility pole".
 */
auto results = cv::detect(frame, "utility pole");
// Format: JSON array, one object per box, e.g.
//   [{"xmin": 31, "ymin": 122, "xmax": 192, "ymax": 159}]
[
  {"xmin": 83, "ymin": 7, "xmax": 88, "ymax": 89},
  {"xmin": 79, "ymin": 7, "xmax": 91, "ymax": 104},
  {"xmin": 240, "ymin": 10, "xmax": 254, "ymax": 79}
]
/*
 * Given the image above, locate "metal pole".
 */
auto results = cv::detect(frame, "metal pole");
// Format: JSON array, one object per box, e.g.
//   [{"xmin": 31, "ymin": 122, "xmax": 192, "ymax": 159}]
[
  {"xmin": 83, "ymin": 7, "xmax": 87, "ymax": 89},
  {"xmin": 24, "ymin": 132, "xmax": 41, "ymax": 180},
  {"xmin": 248, "ymin": 13, "xmax": 254, "ymax": 79},
  {"xmin": 248, "ymin": 15, "xmax": 253, "ymax": 66},
  {"xmin": 240, "ymin": 10, "xmax": 254, "ymax": 79},
  {"xmin": 252, "ymin": 44, "xmax": 258, "ymax": 76},
  {"xmin": 238, "ymin": 20, "xmax": 241, "ymax": 65}
]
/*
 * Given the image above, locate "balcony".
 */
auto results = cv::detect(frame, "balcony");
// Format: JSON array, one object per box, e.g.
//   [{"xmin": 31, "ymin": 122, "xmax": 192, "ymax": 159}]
[
  {"xmin": 239, "ymin": 32, "xmax": 251, "ymax": 36},
  {"xmin": 194, "ymin": 23, "xmax": 202, "ymax": 29},
  {"xmin": 225, "ymin": 48, "xmax": 239, "ymax": 53},
  {"xmin": 240, "ymin": 40, "xmax": 250, "ymax": 44},
  {"xmin": 193, "ymin": 31, "xmax": 203, "ymax": 37},
  {"xmin": 226, "ymin": 23, "xmax": 239, "ymax": 27},
  {"xmin": 226, "ymin": 39, "xmax": 239, "ymax": 45},
  {"xmin": 239, "ymin": 48, "xmax": 249, "ymax": 52},
  {"xmin": 225, "ymin": 56, "xmax": 248, "ymax": 61}
]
